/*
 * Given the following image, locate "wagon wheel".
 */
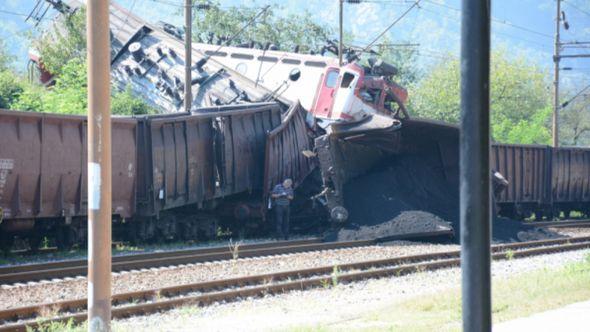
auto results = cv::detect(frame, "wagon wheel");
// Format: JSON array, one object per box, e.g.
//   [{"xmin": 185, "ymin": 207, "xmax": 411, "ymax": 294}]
[
  {"xmin": 56, "ymin": 226, "xmax": 76, "ymax": 251},
  {"xmin": 28, "ymin": 234, "xmax": 43, "ymax": 253},
  {"xmin": 534, "ymin": 209, "xmax": 544, "ymax": 221}
]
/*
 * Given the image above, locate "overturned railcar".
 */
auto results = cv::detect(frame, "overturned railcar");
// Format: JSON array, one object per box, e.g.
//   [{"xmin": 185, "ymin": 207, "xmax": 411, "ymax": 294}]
[
  {"xmin": 314, "ymin": 117, "xmax": 461, "ymax": 230},
  {"xmin": 314, "ymin": 115, "xmax": 590, "ymax": 230},
  {"xmin": 106, "ymin": 0, "xmax": 284, "ymax": 112}
]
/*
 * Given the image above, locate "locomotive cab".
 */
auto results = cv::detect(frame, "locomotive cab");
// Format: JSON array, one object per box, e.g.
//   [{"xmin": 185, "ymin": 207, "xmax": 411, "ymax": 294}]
[{"xmin": 310, "ymin": 63, "xmax": 409, "ymax": 122}]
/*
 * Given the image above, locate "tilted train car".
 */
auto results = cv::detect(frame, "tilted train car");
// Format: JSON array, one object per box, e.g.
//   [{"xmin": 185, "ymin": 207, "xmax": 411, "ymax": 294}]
[
  {"xmin": 491, "ymin": 144, "xmax": 590, "ymax": 219},
  {"xmin": 131, "ymin": 103, "xmax": 283, "ymax": 243},
  {"xmin": 0, "ymin": 102, "xmax": 314, "ymax": 250}
]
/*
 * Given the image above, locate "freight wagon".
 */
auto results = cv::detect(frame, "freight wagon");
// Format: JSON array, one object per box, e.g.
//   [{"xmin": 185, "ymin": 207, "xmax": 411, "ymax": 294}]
[
  {"xmin": 492, "ymin": 144, "xmax": 590, "ymax": 220},
  {"xmin": 0, "ymin": 102, "xmax": 315, "ymax": 251}
]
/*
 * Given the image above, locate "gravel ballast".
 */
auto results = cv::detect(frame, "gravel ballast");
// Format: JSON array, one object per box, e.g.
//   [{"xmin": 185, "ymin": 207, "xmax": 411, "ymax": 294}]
[
  {"xmin": 113, "ymin": 248, "xmax": 590, "ymax": 332},
  {"xmin": 3, "ymin": 226, "xmax": 589, "ymax": 311},
  {"xmin": 0, "ymin": 241, "xmax": 457, "ymax": 310}
]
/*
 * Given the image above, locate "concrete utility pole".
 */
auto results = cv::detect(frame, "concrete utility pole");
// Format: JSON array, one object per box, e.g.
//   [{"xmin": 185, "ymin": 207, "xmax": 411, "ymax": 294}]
[
  {"xmin": 553, "ymin": 0, "xmax": 561, "ymax": 147},
  {"xmin": 86, "ymin": 0, "xmax": 112, "ymax": 331},
  {"xmin": 184, "ymin": 0, "xmax": 192, "ymax": 113},
  {"xmin": 460, "ymin": 0, "xmax": 491, "ymax": 331},
  {"xmin": 339, "ymin": 0, "xmax": 343, "ymax": 66}
]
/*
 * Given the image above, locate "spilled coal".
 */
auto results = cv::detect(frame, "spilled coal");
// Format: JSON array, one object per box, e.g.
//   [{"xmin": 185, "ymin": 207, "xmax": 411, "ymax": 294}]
[
  {"xmin": 328, "ymin": 154, "xmax": 533, "ymax": 243},
  {"xmin": 335, "ymin": 210, "xmax": 452, "ymax": 241}
]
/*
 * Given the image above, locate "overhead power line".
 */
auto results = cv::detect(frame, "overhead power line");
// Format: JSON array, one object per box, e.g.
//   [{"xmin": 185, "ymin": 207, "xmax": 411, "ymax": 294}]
[
  {"xmin": 418, "ymin": 5, "xmax": 552, "ymax": 53},
  {"xmin": 148, "ymin": 0, "xmax": 256, "ymax": 10},
  {"xmin": 561, "ymin": 84, "xmax": 590, "ymax": 108},
  {"xmin": 422, "ymin": 0, "xmax": 553, "ymax": 39},
  {"xmin": 361, "ymin": 0, "xmax": 421, "ymax": 52},
  {"xmin": 148, "ymin": 0, "xmax": 203, "ymax": 7},
  {"xmin": 0, "ymin": 9, "xmax": 35, "ymax": 17},
  {"xmin": 562, "ymin": 41, "xmax": 590, "ymax": 45},
  {"xmin": 116, "ymin": 0, "xmax": 140, "ymax": 34},
  {"xmin": 563, "ymin": 0, "xmax": 590, "ymax": 18}
]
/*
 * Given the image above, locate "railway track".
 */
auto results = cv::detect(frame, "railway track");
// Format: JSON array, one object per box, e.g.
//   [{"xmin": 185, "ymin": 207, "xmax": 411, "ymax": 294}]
[
  {"xmin": 521, "ymin": 219, "xmax": 590, "ymax": 228},
  {"xmin": 1, "ymin": 235, "xmax": 589, "ymax": 331},
  {"xmin": 0, "ymin": 238, "xmax": 342, "ymax": 284},
  {"xmin": 8, "ymin": 241, "xmax": 126, "ymax": 255},
  {"xmin": 0, "ymin": 230, "xmax": 453, "ymax": 285}
]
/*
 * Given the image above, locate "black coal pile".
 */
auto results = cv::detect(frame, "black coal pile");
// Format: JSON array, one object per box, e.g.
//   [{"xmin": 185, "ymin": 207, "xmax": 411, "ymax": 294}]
[
  {"xmin": 491, "ymin": 217, "xmax": 537, "ymax": 243},
  {"xmin": 336, "ymin": 210, "xmax": 452, "ymax": 241},
  {"xmin": 515, "ymin": 226, "xmax": 565, "ymax": 242},
  {"xmin": 322, "ymin": 152, "xmax": 455, "ymax": 242},
  {"xmin": 336, "ymin": 154, "xmax": 534, "ymax": 243}
]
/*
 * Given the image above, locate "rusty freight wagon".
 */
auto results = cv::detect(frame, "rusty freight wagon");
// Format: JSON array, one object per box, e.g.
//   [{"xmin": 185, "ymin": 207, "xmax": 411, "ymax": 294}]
[
  {"xmin": 491, "ymin": 144, "xmax": 590, "ymax": 220},
  {"xmin": 0, "ymin": 109, "xmax": 136, "ymax": 250},
  {"xmin": 0, "ymin": 102, "xmax": 313, "ymax": 250}
]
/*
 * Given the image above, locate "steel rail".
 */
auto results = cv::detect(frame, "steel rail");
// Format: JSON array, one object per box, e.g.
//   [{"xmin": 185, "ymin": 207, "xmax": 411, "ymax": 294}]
[
  {"xmin": 0, "ymin": 239, "xmax": 319, "ymax": 276},
  {"xmin": 9, "ymin": 241, "xmax": 126, "ymax": 255},
  {"xmin": 521, "ymin": 219, "xmax": 590, "ymax": 228},
  {"xmin": 0, "ymin": 238, "xmax": 378, "ymax": 284},
  {"xmin": 2, "ymin": 236, "xmax": 590, "ymax": 331},
  {"xmin": 0, "ymin": 230, "xmax": 455, "ymax": 285}
]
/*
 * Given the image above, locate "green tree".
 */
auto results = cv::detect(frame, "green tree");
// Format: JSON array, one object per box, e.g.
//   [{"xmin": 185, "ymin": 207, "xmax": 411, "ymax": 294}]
[
  {"xmin": 0, "ymin": 38, "xmax": 22, "ymax": 109},
  {"xmin": 0, "ymin": 39, "xmax": 14, "ymax": 71},
  {"xmin": 36, "ymin": 58, "xmax": 87, "ymax": 114},
  {"xmin": 0, "ymin": 71, "xmax": 24, "ymax": 109},
  {"xmin": 112, "ymin": 86, "xmax": 155, "ymax": 116},
  {"xmin": 496, "ymin": 105, "xmax": 552, "ymax": 144},
  {"xmin": 32, "ymin": 8, "xmax": 86, "ymax": 76},
  {"xmin": 10, "ymin": 83, "xmax": 45, "ymax": 112},
  {"xmin": 408, "ymin": 54, "xmax": 460, "ymax": 123},
  {"xmin": 374, "ymin": 39, "xmax": 421, "ymax": 87},
  {"xmin": 190, "ymin": 1, "xmax": 332, "ymax": 53},
  {"xmin": 409, "ymin": 50, "xmax": 552, "ymax": 144},
  {"xmin": 25, "ymin": 6, "xmax": 153, "ymax": 116},
  {"xmin": 560, "ymin": 92, "xmax": 590, "ymax": 146},
  {"xmin": 22, "ymin": 59, "xmax": 153, "ymax": 115}
]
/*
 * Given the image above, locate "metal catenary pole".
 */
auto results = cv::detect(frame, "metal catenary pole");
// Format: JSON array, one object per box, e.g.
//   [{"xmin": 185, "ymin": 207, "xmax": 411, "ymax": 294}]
[
  {"xmin": 553, "ymin": 0, "xmax": 561, "ymax": 147},
  {"xmin": 460, "ymin": 0, "xmax": 491, "ymax": 331},
  {"xmin": 339, "ymin": 0, "xmax": 343, "ymax": 66},
  {"xmin": 87, "ymin": 0, "xmax": 112, "ymax": 331},
  {"xmin": 184, "ymin": 0, "xmax": 192, "ymax": 113}
]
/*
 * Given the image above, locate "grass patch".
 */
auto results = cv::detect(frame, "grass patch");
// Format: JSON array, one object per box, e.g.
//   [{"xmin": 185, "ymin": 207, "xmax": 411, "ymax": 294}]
[
  {"xmin": 27, "ymin": 319, "xmax": 87, "ymax": 332},
  {"xmin": 297, "ymin": 253, "xmax": 590, "ymax": 331},
  {"xmin": 177, "ymin": 305, "xmax": 202, "ymax": 317}
]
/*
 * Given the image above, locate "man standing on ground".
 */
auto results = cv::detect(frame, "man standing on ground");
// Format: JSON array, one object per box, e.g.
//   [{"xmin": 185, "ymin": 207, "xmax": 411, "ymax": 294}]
[{"xmin": 271, "ymin": 178, "xmax": 294, "ymax": 240}]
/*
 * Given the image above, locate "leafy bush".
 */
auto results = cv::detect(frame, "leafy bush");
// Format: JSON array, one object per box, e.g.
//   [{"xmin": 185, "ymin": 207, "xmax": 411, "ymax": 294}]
[
  {"xmin": 0, "ymin": 71, "xmax": 24, "ymax": 109},
  {"xmin": 32, "ymin": 8, "xmax": 86, "ymax": 76},
  {"xmin": 10, "ymin": 83, "xmax": 45, "ymax": 112},
  {"xmin": 112, "ymin": 86, "xmax": 155, "ymax": 116},
  {"xmin": 42, "ymin": 59, "xmax": 88, "ymax": 115}
]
